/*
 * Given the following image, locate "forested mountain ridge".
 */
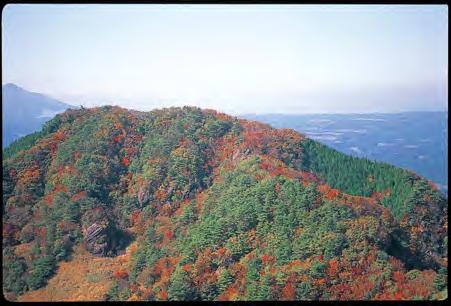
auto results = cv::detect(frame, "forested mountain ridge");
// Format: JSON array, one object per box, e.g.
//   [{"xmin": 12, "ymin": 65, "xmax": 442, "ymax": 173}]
[
  {"xmin": 243, "ymin": 112, "xmax": 448, "ymax": 194},
  {"xmin": 2, "ymin": 106, "xmax": 447, "ymax": 301}
]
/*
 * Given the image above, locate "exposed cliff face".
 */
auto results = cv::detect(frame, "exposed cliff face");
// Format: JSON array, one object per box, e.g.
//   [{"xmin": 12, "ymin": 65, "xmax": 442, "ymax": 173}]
[
  {"xmin": 85, "ymin": 222, "xmax": 110, "ymax": 257},
  {"xmin": 2, "ymin": 106, "xmax": 447, "ymax": 301},
  {"xmin": 84, "ymin": 221, "xmax": 132, "ymax": 257}
]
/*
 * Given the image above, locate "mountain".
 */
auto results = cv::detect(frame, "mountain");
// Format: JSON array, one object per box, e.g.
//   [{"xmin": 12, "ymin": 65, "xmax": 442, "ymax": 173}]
[
  {"xmin": 2, "ymin": 83, "xmax": 74, "ymax": 148},
  {"xmin": 2, "ymin": 106, "xmax": 447, "ymax": 301},
  {"xmin": 243, "ymin": 112, "xmax": 448, "ymax": 194}
]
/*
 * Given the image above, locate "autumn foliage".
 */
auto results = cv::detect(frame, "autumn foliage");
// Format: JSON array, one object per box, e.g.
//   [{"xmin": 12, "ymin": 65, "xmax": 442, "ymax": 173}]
[{"xmin": 2, "ymin": 106, "xmax": 447, "ymax": 302}]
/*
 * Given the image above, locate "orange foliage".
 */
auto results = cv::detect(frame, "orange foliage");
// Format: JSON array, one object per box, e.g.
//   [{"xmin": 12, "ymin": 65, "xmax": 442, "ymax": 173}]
[
  {"xmin": 317, "ymin": 184, "xmax": 331, "ymax": 194},
  {"xmin": 155, "ymin": 186, "xmax": 169, "ymax": 202},
  {"xmin": 326, "ymin": 188, "xmax": 339, "ymax": 200},
  {"xmin": 160, "ymin": 203, "xmax": 173, "ymax": 216},
  {"xmin": 328, "ymin": 259, "xmax": 339, "ymax": 277},
  {"xmin": 261, "ymin": 253, "xmax": 275, "ymax": 266},
  {"xmin": 281, "ymin": 282, "xmax": 296, "ymax": 300},
  {"xmin": 182, "ymin": 263, "xmax": 192, "ymax": 273},
  {"xmin": 217, "ymin": 247, "xmax": 226, "ymax": 256},
  {"xmin": 174, "ymin": 199, "xmax": 191, "ymax": 217},
  {"xmin": 18, "ymin": 166, "xmax": 41, "ymax": 185},
  {"xmin": 113, "ymin": 121, "xmax": 123, "ymax": 130},
  {"xmin": 71, "ymin": 191, "xmax": 87, "ymax": 202},
  {"xmin": 316, "ymin": 278, "xmax": 326, "ymax": 286},
  {"xmin": 194, "ymin": 191, "xmax": 208, "ymax": 215},
  {"xmin": 220, "ymin": 286, "xmax": 239, "ymax": 301},
  {"xmin": 53, "ymin": 130, "xmax": 66, "ymax": 141}
]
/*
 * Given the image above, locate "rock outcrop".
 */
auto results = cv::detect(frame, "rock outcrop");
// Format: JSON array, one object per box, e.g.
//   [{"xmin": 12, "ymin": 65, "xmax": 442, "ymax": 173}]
[
  {"xmin": 84, "ymin": 220, "xmax": 133, "ymax": 257},
  {"xmin": 85, "ymin": 222, "xmax": 111, "ymax": 257}
]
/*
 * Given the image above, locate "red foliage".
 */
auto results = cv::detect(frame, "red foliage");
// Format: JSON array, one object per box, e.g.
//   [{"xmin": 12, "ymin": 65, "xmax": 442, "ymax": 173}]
[
  {"xmin": 122, "ymin": 157, "xmax": 130, "ymax": 166},
  {"xmin": 44, "ymin": 194, "xmax": 54, "ymax": 205},
  {"xmin": 164, "ymin": 230, "xmax": 174, "ymax": 240},
  {"xmin": 392, "ymin": 271, "xmax": 405, "ymax": 283},
  {"xmin": 74, "ymin": 151, "xmax": 81, "ymax": 160},
  {"xmin": 113, "ymin": 269, "xmax": 129, "ymax": 279},
  {"xmin": 376, "ymin": 269, "xmax": 436, "ymax": 300},
  {"xmin": 160, "ymin": 290, "xmax": 168, "ymax": 300},
  {"xmin": 142, "ymin": 287, "xmax": 153, "ymax": 300},
  {"xmin": 54, "ymin": 184, "xmax": 68, "ymax": 193},
  {"xmin": 214, "ymin": 134, "xmax": 237, "ymax": 165},
  {"xmin": 50, "ymin": 143, "xmax": 58, "ymax": 155},
  {"xmin": 130, "ymin": 211, "xmax": 141, "ymax": 225}
]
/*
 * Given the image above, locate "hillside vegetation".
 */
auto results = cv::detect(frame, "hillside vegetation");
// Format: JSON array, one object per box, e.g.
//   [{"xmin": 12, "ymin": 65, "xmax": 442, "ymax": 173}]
[{"xmin": 2, "ymin": 106, "xmax": 447, "ymax": 301}]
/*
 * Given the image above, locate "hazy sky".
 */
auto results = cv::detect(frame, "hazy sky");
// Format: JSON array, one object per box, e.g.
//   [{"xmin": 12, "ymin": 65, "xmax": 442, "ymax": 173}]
[{"xmin": 2, "ymin": 4, "xmax": 448, "ymax": 114}]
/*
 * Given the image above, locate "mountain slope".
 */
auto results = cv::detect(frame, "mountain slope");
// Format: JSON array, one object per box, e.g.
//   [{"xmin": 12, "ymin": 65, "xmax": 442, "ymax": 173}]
[
  {"xmin": 2, "ymin": 106, "xmax": 447, "ymax": 301},
  {"xmin": 2, "ymin": 83, "xmax": 73, "ymax": 147}
]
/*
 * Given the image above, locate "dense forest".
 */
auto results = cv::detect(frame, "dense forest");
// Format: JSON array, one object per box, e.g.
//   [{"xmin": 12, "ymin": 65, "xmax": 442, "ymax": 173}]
[{"xmin": 2, "ymin": 106, "xmax": 448, "ymax": 301}]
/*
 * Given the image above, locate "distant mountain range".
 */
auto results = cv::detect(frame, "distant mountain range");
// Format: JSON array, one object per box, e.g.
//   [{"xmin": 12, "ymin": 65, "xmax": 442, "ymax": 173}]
[
  {"xmin": 2, "ymin": 83, "xmax": 74, "ymax": 147},
  {"xmin": 243, "ymin": 112, "xmax": 448, "ymax": 194}
]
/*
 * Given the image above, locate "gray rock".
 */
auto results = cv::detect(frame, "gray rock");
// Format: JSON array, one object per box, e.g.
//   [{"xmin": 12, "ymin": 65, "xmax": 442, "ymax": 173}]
[
  {"xmin": 137, "ymin": 186, "xmax": 150, "ymax": 207},
  {"xmin": 85, "ymin": 222, "xmax": 110, "ymax": 257}
]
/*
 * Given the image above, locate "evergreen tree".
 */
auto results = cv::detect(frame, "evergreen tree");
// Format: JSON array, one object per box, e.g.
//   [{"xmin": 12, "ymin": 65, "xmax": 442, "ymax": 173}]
[{"xmin": 167, "ymin": 265, "xmax": 200, "ymax": 301}]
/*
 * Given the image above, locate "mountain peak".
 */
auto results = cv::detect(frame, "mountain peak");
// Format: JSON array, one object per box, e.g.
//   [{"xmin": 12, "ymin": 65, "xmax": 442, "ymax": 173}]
[
  {"xmin": 3, "ymin": 82, "xmax": 23, "ymax": 90},
  {"xmin": 2, "ymin": 84, "xmax": 72, "ymax": 147}
]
